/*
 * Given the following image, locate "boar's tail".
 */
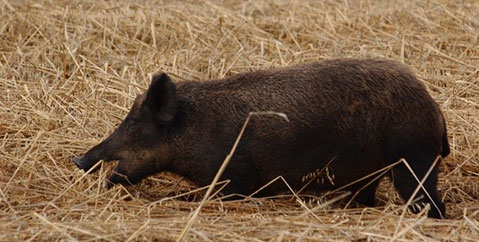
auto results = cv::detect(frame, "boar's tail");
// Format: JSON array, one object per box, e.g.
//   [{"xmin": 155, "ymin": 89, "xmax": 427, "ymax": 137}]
[{"xmin": 441, "ymin": 123, "xmax": 450, "ymax": 158}]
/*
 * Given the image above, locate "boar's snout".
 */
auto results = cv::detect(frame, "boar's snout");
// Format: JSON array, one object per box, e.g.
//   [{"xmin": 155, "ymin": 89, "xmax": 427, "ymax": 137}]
[
  {"xmin": 72, "ymin": 156, "xmax": 86, "ymax": 170},
  {"xmin": 71, "ymin": 138, "xmax": 113, "ymax": 173},
  {"xmin": 71, "ymin": 154, "xmax": 102, "ymax": 173},
  {"xmin": 71, "ymin": 155, "xmax": 101, "ymax": 173}
]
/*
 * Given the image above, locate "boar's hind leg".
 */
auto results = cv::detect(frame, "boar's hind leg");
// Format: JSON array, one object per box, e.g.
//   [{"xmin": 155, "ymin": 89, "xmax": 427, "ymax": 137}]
[{"xmin": 391, "ymin": 150, "xmax": 445, "ymax": 219}]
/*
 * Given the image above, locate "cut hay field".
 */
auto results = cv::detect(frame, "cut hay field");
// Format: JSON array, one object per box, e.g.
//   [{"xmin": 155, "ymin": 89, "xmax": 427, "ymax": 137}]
[{"xmin": 1, "ymin": 0, "xmax": 478, "ymax": 241}]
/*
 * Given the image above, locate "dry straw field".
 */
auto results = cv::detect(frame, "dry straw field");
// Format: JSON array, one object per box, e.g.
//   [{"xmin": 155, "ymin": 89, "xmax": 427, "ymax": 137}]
[{"xmin": 1, "ymin": 0, "xmax": 478, "ymax": 241}]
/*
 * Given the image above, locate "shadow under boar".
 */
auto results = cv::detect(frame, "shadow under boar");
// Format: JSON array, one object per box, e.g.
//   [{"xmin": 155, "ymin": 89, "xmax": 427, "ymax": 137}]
[{"xmin": 72, "ymin": 58, "xmax": 450, "ymax": 219}]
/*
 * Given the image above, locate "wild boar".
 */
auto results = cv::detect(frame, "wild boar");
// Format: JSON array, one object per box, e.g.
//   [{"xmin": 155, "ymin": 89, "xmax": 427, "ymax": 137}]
[{"xmin": 72, "ymin": 58, "xmax": 450, "ymax": 218}]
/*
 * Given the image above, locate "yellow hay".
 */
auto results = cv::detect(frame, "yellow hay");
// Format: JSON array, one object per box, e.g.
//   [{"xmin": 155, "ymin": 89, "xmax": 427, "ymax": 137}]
[{"xmin": 0, "ymin": 0, "xmax": 478, "ymax": 241}]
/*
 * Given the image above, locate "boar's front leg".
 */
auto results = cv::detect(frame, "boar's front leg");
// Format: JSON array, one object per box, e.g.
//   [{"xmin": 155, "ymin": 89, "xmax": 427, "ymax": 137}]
[{"xmin": 391, "ymin": 148, "xmax": 446, "ymax": 219}]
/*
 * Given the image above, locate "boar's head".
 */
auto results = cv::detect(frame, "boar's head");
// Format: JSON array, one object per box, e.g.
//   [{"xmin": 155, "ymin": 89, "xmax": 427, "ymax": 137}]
[{"xmin": 72, "ymin": 73, "xmax": 177, "ymax": 188}]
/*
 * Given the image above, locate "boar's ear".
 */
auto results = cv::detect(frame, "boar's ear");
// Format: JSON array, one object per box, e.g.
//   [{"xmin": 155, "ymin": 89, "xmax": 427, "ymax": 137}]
[{"xmin": 145, "ymin": 73, "xmax": 177, "ymax": 124}]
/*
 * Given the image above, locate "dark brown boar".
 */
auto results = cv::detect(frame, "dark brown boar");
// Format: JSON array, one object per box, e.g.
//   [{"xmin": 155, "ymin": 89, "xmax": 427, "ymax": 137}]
[{"xmin": 72, "ymin": 58, "xmax": 450, "ymax": 218}]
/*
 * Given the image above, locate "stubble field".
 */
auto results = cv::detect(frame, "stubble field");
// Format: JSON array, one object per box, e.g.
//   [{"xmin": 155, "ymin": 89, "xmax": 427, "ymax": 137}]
[{"xmin": 1, "ymin": 0, "xmax": 478, "ymax": 241}]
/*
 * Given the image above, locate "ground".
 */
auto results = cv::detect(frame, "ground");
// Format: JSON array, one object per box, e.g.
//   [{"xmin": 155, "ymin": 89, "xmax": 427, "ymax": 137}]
[{"xmin": 0, "ymin": 0, "xmax": 478, "ymax": 241}]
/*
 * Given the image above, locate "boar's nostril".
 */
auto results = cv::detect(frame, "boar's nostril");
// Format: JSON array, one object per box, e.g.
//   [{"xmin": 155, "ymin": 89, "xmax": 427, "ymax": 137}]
[
  {"xmin": 72, "ymin": 155, "xmax": 103, "ymax": 174},
  {"xmin": 72, "ymin": 156, "xmax": 86, "ymax": 170}
]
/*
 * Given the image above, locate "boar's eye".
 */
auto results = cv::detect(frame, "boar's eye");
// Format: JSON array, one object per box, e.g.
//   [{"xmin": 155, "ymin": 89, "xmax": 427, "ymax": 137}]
[{"xmin": 126, "ymin": 119, "xmax": 139, "ymax": 131}]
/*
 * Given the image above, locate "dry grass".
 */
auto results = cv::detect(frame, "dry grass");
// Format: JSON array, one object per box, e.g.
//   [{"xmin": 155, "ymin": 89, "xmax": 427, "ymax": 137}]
[{"xmin": 1, "ymin": 0, "xmax": 478, "ymax": 241}]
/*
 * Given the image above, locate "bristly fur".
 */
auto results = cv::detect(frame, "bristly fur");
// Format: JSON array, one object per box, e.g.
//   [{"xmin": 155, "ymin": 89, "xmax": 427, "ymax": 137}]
[{"xmin": 73, "ymin": 58, "xmax": 450, "ymax": 218}]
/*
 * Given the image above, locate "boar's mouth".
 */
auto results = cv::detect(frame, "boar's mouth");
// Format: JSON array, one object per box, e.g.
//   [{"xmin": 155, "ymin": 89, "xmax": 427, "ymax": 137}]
[
  {"xmin": 71, "ymin": 146, "xmax": 120, "ymax": 173},
  {"xmin": 72, "ymin": 140, "xmax": 152, "ymax": 189},
  {"xmin": 72, "ymin": 134, "xmax": 124, "ymax": 173},
  {"xmin": 71, "ymin": 155, "xmax": 118, "ymax": 174},
  {"xmin": 72, "ymin": 155, "xmax": 134, "ymax": 186},
  {"xmin": 73, "ymin": 152, "xmax": 159, "ymax": 189}
]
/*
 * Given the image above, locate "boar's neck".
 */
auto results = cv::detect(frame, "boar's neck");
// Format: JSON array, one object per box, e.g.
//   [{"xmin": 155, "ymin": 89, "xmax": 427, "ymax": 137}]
[{"xmin": 166, "ymin": 81, "xmax": 249, "ymax": 186}]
